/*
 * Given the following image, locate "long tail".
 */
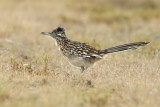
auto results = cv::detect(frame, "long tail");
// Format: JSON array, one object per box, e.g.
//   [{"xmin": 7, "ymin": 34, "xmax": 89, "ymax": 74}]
[{"xmin": 98, "ymin": 42, "xmax": 150, "ymax": 55}]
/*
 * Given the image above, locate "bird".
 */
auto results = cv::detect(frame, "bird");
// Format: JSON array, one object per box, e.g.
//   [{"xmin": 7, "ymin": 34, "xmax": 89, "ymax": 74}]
[{"xmin": 41, "ymin": 27, "xmax": 150, "ymax": 72}]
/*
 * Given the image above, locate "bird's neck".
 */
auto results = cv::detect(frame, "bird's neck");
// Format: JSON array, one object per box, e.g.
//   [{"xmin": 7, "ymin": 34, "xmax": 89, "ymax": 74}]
[{"xmin": 55, "ymin": 36, "xmax": 70, "ymax": 48}]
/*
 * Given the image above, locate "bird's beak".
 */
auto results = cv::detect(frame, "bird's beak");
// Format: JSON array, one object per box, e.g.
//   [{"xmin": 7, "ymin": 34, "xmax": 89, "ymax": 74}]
[{"xmin": 41, "ymin": 32, "xmax": 51, "ymax": 35}]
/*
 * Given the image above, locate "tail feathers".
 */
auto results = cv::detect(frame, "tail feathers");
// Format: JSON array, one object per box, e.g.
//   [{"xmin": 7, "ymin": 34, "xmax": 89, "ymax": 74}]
[{"xmin": 99, "ymin": 42, "xmax": 150, "ymax": 55}]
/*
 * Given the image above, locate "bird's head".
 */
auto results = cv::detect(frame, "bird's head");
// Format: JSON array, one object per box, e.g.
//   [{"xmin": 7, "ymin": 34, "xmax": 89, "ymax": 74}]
[{"xmin": 41, "ymin": 27, "xmax": 66, "ymax": 39}]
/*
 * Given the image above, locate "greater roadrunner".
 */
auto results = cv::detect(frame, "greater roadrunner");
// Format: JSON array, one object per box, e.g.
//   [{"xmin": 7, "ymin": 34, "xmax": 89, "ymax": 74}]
[{"xmin": 41, "ymin": 27, "xmax": 149, "ymax": 72}]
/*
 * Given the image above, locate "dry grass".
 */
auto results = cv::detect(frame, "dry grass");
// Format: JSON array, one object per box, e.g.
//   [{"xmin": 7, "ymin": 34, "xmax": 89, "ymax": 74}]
[{"xmin": 0, "ymin": 0, "xmax": 160, "ymax": 107}]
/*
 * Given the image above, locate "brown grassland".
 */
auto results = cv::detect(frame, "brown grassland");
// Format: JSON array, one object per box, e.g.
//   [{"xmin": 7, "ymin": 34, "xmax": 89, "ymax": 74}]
[{"xmin": 0, "ymin": 0, "xmax": 160, "ymax": 107}]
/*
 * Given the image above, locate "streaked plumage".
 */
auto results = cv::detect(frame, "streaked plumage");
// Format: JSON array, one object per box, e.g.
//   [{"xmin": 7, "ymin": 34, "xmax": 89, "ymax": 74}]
[{"xmin": 41, "ymin": 27, "xmax": 150, "ymax": 72}]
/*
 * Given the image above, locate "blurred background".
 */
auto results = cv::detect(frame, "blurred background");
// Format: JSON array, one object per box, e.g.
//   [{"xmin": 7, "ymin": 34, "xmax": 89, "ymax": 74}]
[
  {"xmin": 0, "ymin": 0, "xmax": 160, "ymax": 107},
  {"xmin": 1, "ymin": 0, "xmax": 160, "ymax": 56}
]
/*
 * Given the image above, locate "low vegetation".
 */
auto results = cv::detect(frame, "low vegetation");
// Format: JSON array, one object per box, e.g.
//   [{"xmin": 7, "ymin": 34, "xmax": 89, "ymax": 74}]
[{"xmin": 0, "ymin": 0, "xmax": 160, "ymax": 107}]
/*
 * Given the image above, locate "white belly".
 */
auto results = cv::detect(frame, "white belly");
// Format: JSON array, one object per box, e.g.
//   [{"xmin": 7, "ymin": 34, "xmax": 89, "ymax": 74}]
[
  {"xmin": 64, "ymin": 56, "xmax": 92, "ymax": 68},
  {"xmin": 69, "ymin": 57, "xmax": 88, "ymax": 67}
]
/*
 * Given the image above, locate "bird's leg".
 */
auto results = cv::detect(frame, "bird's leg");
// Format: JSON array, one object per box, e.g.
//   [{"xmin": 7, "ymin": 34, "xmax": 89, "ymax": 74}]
[
  {"xmin": 81, "ymin": 66, "xmax": 85, "ymax": 73},
  {"xmin": 80, "ymin": 66, "xmax": 88, "ymax": 73}
]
